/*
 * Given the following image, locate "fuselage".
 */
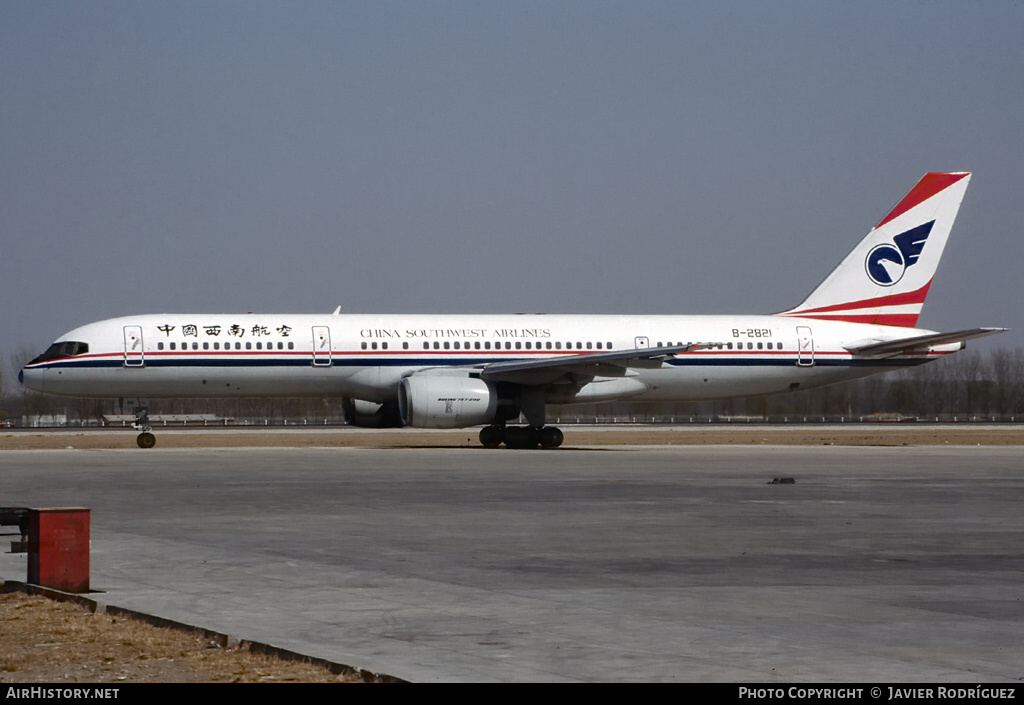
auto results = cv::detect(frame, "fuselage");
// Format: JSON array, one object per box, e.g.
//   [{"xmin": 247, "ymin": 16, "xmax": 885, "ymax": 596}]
[{"xmin": 19, "ymin": 312, "xmax": 958, "ymax": 404}]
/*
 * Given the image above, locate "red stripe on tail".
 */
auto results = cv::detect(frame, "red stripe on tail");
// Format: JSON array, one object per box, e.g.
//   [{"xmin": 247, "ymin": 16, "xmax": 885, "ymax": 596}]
[
  {"xmin": 784, "ymin": 280, "xmax": 932, "ymax": 316},
  {"xmin": 876, "ymin": 172, "xmax": 969, "ymax": 229}
]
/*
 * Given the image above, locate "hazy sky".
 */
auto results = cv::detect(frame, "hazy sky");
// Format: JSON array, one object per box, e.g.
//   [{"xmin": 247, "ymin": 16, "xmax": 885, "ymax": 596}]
[{"xmin": 3, "ymin": 1, "xmax": 1023, "ymax": 354}]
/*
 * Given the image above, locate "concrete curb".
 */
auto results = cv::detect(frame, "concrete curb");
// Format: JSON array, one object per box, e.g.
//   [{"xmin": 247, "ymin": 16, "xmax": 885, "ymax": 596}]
[{"xmin": 1, "ymin": 579, "xmax": 405, "ymax": 683}]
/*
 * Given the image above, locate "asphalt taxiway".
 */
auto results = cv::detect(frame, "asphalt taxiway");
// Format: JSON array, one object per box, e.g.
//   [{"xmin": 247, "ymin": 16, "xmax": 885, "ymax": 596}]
[{"xmin": 1, "ymin": 443, "xmax": 1021, "ymax": 682}]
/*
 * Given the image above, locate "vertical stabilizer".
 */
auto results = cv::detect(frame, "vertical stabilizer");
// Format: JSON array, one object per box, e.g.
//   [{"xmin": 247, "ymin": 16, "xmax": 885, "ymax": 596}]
[{"xmin": 777, "ymin": 172, "xmax": 970, "ymax": 328}]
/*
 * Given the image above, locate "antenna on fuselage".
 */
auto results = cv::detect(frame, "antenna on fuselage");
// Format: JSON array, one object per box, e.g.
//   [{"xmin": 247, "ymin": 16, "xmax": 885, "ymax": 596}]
[{"xmin": 332, "ymin": 306, "xmax": 341, "ymax": 315}]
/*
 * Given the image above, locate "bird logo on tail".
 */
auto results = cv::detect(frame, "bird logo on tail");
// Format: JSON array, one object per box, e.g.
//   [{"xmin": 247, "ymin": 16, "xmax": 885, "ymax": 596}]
[{"xmin": 864, "ymin": 220, "xmax": 934, "ymax": 287}]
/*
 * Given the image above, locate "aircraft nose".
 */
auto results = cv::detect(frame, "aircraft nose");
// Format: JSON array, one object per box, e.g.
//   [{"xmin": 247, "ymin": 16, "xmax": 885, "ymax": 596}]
[{"xmin": 18, "ymin": 366, "xmax": 45, "ymax": 394}]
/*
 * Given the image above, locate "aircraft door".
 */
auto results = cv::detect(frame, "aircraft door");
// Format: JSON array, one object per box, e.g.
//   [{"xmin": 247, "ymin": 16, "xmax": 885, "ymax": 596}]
[
  {"xmin": 123, "ymin": 326, "xmax": 144, "ymax": 367},
  {"xmin": 634, "ymin": 336, "xmax": 650, "ymax": 349},
  {"xmin": 312, "ymin": 326, "xmax": 332, "ymax": 367},
  {"xmin": 796, "ymin": 326, "xmax": 814, "ymax": 367}
]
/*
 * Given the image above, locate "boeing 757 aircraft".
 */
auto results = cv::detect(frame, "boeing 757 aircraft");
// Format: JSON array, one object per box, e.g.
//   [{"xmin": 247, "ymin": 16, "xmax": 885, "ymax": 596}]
[{"xmin": 20, "ymin": 172, "xmax": 1005, "ymax": 448}]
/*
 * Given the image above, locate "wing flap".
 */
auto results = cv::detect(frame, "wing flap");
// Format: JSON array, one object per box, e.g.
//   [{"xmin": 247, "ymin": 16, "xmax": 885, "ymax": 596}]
[{"xmin": 479, "ymin": 343, "xmax": 703, "ymax": 384}]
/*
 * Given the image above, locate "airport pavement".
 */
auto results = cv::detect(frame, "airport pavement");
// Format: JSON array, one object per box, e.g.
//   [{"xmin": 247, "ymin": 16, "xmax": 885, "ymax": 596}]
[{"xmin": 1, "ymin": 444, "xmax": 1022, "ymax": 682}]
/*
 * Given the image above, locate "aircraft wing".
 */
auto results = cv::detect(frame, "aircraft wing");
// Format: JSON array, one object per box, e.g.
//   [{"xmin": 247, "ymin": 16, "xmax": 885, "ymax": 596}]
[
  {"xmin": 844, "ymin": 327, "xmax": 1008, "ymax": 358},
  {"xmin": 478, "ymin": 343, "xmax": 704, "ymax": 385}
]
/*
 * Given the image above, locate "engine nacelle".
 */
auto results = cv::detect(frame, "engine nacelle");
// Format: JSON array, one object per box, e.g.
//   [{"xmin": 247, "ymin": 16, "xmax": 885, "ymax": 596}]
[
  {"xmin": 341, "ymin": 398, "xmax": 403, "ymax": 428},
  {"xmin": 398, "ymin": 372, "xmax": 498, "ymax": 429}
]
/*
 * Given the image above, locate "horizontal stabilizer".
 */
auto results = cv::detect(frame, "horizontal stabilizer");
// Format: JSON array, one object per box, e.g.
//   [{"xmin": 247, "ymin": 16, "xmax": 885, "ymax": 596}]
[{"xmin": 844, "ymin": 327, "xmax": 1008, "ymax": 358}]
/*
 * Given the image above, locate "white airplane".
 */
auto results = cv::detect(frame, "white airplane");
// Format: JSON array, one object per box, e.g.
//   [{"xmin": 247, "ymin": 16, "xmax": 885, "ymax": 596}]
[{"xmin": 20, "ymin": 172, "xmax": 1005, "ymax": 448}]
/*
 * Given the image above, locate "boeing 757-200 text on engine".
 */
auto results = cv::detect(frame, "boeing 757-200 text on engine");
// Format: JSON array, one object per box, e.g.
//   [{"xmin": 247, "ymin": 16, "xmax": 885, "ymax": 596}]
[{"xmin": 20, "ymin": 172, "xmax": 1006, "ymax": 448}]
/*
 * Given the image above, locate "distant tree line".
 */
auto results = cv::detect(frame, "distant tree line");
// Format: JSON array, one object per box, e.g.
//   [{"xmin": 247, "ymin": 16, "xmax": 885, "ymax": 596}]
[
  {"xmin": 558, "ymin": 348, "xmax": 1024, "ymax": 422},
  {"xmin": 2, "ymin": 346, "xmax": 1023, "ymax": 426}
]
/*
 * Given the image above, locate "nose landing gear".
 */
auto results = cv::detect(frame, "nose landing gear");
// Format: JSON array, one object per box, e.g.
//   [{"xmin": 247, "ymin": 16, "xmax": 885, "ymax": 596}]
[{"xmin": 133, "ymin": 407, "xmax": 156, "ymax": 448}]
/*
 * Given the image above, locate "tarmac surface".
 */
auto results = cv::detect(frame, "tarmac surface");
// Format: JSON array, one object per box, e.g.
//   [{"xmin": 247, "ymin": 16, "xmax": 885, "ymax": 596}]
[{"xmin": 2, "ymin": 432, "xmax": 1022, "ymax": 682}]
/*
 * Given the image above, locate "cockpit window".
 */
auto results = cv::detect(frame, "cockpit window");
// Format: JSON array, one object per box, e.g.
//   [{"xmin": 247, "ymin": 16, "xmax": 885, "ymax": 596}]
[{"xmin": 29, "ymin": 341, "xmax": 89, "ymax": 364}]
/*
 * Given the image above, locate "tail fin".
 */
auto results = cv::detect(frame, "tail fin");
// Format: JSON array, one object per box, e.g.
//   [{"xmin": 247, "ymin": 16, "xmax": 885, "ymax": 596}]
[{"xmin": 778, "ymin": 172, "xmax": 971, "ymax": 328}]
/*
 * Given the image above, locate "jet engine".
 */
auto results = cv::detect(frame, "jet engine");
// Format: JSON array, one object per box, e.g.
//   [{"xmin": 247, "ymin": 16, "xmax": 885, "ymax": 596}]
[
  {"xmin": 341, "ymin": 398, "xmax": 403, "ymax": 428},
  {"xmin": 398, "ymin": 371, "xmax": 499, "ymax": 429}
]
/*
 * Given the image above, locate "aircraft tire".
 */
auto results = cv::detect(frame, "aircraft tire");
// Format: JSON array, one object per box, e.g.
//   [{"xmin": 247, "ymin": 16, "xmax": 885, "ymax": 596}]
[
  {"xmin": 503, "ymin": 426, "xmax": 537, "ymax": 449},
  {"xmin": 479, "ymin": 426, "xmax": 504, "ymax": 448},
  {"xmin": 137, "ymin": 433, "xmax": 156, "ymax": 449},
  {"xmin": 539, "ymin": 426, "xmax": 564, "ymax": 448}
]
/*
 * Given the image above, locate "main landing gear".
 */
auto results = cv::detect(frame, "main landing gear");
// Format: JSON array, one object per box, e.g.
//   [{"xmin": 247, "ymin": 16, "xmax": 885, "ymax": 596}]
[
  {"xmin": 479, "ymin": 425, "xmax": 564, "ymax": 449},
  {"xmin": 133, "ymin": 406, "xmax": 156, "ymax": 449}
]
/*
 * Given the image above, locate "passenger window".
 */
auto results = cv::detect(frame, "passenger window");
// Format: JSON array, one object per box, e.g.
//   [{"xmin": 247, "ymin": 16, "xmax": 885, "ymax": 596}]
[
  {"xmin": 382, "ymin": 342, "xmax": 388, "ymax": 350},
  {"xmin": 361, "ymin": 342, "xmax": 367, "ymax": 350},
  {"xmin": 158, "ymin": 343, "xmax": 164, "ymax": 350},
  {"xmin": 203, "ymin": 342, "xmax": 209, "ymax": 350},
  {"xmin": 454, "ymin": 342, "xmax": 460, "ymax": 350},
  {"xmin": 525, "ymin": 342, "xmax": 531, "ymax": 350},
  {"xmin": 170, "ymin": 342, "xmax": 176, "ymax": 350},
  {"xmin": 403, "ymin": 342, "xmax": 409, "ymax": 350},
  {"xmin": 246, "ymin": 342, "xmax": 252, "ymax": 350},
  {"xmin": 443, "ymin": 342, "xmax": 450, "ymax": 350},
  {"xmin": 288, "ymin": 342, "xmax": 294, "ymax": 349}
]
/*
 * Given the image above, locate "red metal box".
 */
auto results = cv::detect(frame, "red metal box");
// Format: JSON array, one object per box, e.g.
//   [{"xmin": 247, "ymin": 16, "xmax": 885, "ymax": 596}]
[{"xmin": 27, "ymin": 508, "xmax": 90, "ymax": 592}]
